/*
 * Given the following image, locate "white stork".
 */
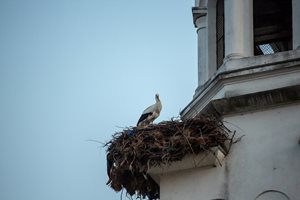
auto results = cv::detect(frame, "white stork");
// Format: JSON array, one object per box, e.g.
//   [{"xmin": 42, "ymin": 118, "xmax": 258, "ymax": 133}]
[{"xmin": 137, "ymin": 94, "xmax": 162, "ymax": 127}]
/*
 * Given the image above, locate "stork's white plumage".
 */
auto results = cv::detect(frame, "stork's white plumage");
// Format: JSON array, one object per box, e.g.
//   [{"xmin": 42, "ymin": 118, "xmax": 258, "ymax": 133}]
[{"xmin": 137, "ymin": 94, "xmax": 162, "ymax": 127}]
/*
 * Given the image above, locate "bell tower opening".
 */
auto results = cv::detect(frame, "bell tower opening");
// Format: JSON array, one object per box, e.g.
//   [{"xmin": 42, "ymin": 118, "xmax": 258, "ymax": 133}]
[
  {"xmin": 253, "ymin": 0, "xmax": 292, "ymax": 55},
  {"xmin": 216, "ymin": 0, "xmax": 225, "ymax": 69}
]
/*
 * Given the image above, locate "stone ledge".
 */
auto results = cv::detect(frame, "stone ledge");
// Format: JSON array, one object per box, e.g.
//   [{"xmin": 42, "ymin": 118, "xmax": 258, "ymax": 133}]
[
  {"xmin": 194, "ymin": 50, "xmax": 300, "ymax": 98},
  {"xmin": 148, "ymin": 147, "xmax": 225, "ymax": 184},
  {"xmin": 181, "ymin": 50, "xmax": 300, "ymax": 119}
]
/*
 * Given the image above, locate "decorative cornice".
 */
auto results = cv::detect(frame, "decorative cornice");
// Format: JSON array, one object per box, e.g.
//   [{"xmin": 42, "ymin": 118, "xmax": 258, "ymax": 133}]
[
  {"xmin": 209, "ymin": 85, "xmax": 300, "ymax": 116},
  {"xmin": 181, "ymin": 50, "xmax": 300, "ymax": 119}
]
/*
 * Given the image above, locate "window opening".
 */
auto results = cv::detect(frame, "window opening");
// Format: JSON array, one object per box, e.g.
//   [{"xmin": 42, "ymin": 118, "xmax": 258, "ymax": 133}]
[
  {"xmin": 253, "ymin": 0, "xmax": 292, "ymax": 55},
  {"xmin": 216, "ymin": 0, "xmax": 225, "ymax": 68}
]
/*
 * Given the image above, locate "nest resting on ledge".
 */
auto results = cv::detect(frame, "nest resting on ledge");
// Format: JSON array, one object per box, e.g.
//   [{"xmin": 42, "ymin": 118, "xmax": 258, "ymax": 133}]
[{"xmin": 105, "ymin": 116, "xmax": 234, "ymax": 200}]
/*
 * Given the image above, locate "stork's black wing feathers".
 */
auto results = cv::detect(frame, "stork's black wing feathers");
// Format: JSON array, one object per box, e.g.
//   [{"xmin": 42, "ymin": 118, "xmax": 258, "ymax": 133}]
[{"xmin": 137, "ymin": 112, "xmax": 152, "ymax": 126}]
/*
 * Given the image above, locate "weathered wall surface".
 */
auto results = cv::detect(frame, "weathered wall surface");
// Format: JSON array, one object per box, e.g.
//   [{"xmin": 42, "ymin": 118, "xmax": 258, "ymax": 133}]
[
  {"xmin": 160, "ymin": 165, "xmax": 226, "ymax": 200},
  {"xmin": 225, "ymin": 104, "xmax": 300, "ymax": 200},
  {"xmin": 160, "ymin": 103, "xmax": 300, "ymax": 200}
]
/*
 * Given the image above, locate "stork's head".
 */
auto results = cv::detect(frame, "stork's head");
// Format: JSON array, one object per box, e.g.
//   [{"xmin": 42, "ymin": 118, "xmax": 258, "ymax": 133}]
[{"xmin": 155, "ymin": 93, "xmax": 160, "ymax": 101}]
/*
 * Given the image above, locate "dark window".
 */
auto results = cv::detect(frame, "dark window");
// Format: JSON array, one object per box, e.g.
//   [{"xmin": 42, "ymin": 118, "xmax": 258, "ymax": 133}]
[
  {"xmin": 216, "ymin": 0, "xmax": 225, "ymax": 68},
  {"xmin": 254, "ymin": 0, "xmax": 292, "ymax": 55}
]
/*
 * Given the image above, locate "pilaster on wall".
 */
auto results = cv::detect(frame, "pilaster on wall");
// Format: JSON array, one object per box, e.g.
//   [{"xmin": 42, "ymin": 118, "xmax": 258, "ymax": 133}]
[
  {"xmin": 193, "ymin": 0, "xmax": 217, "ymax": 87},
  {"xmin": 195, "ymin": 0, "xmax": 207, "ymax": 7},
  {"xmin": 195, "ymin": 14, "xmax": 208, "ymax": 86},
  {"xmin": 293, "ymin": 0, "xmax": 300, "ymax": 49},
  {"xmin": 224, "ymin": 0, "xmax": 253, "ymax": 61}
]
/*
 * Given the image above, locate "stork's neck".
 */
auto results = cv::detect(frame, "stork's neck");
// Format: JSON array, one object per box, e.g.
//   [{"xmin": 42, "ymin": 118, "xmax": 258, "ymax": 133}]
[
  {"xmin": 155, "ymin": 97, "xmax": 162, "ymax": 111},
  {"xmin": 155, "ymin": 96, "xmax": 160, "ymax": 103}
]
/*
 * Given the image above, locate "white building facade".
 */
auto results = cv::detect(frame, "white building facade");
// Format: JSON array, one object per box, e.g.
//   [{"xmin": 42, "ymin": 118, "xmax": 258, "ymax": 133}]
[{"xmin": 150, "ymin": 0, "xmax": 300, "ymax": 199}]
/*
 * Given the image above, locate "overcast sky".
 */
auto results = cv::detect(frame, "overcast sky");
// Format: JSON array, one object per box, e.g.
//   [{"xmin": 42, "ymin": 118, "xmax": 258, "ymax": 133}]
[{"xmin": 0, "ymin": 0, "xmax": 196, "ymax": 199}]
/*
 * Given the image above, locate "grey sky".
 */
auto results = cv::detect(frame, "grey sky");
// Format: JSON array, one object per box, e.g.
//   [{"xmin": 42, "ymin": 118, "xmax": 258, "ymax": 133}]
[{"xmin": 0, "ymin": 0, "xmax": 196, "ymax": 199}]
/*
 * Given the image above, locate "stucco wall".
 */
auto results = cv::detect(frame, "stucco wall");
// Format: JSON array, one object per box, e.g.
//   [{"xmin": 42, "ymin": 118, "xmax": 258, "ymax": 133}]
[
  {"xmin": 160, "ymin": 104, "xmax": 300, "ymax": 200},
  {"xmin": 160, "ymin": 165, "xmax": 226, "ymax": 200},
  {"xmin": 225, "ymin": 104, "xmax": 300, "ymax": 200}
]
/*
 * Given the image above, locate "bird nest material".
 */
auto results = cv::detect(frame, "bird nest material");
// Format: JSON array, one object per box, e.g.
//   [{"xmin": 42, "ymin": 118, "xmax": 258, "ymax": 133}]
[{"xmin": 105, "ymin": 116, "xmax": 234, "ymax": 200}]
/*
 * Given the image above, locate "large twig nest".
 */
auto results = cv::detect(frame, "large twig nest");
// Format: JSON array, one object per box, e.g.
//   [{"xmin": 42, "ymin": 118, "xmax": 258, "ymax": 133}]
[{"xmin": 105, "ymin": 116, "xmax": 234, "ymax": 200}]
